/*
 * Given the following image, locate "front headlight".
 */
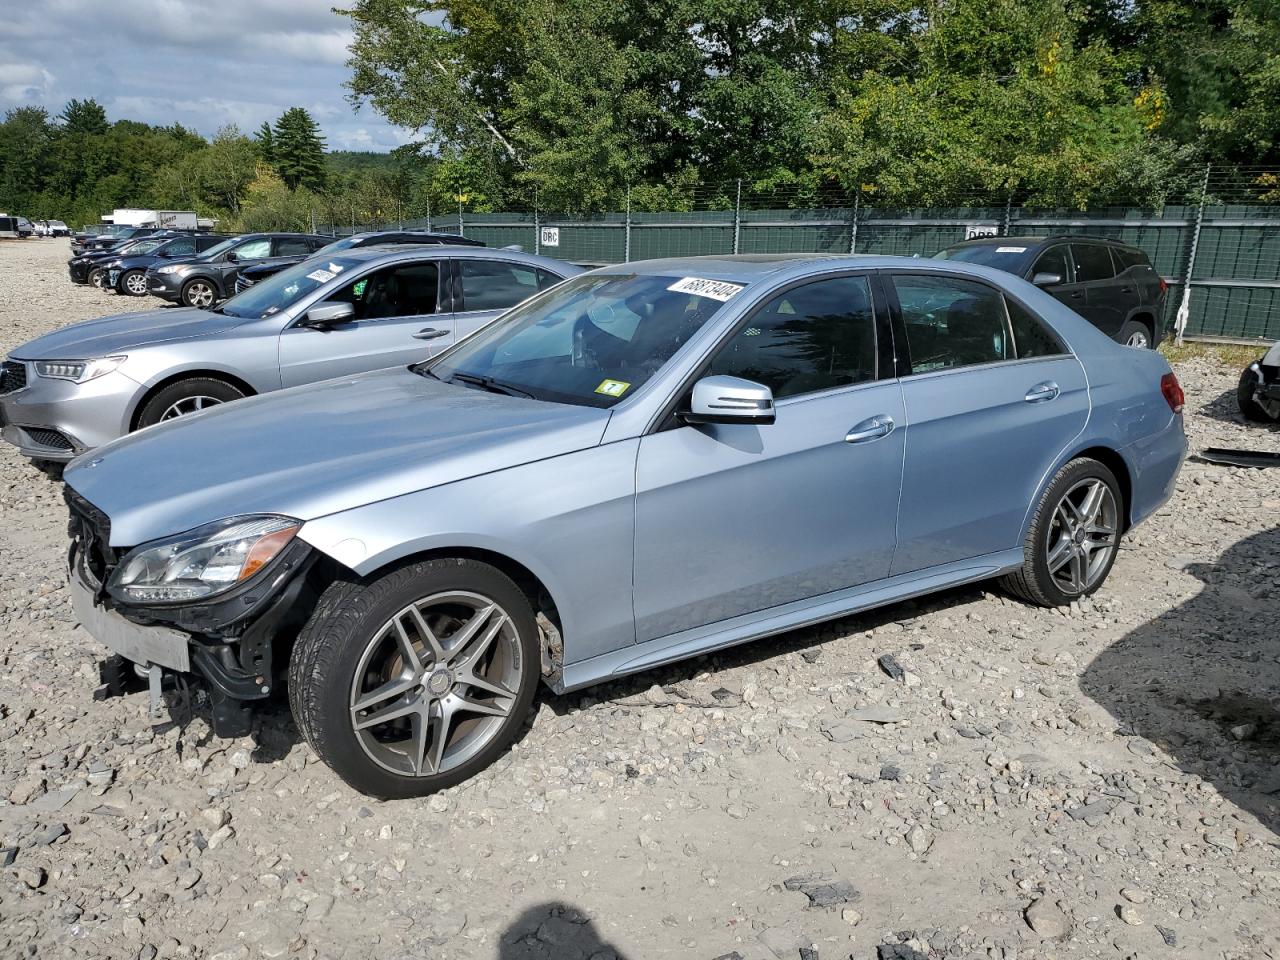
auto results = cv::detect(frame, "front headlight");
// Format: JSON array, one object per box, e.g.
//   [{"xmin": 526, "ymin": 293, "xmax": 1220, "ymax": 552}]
[
  {"xmin": 108, "ymin": 516, "xmax": 301, "ymax": 604},
  {"xmin": 155, "ymin": 264, "xmax": 182, "ymax": 275},
  {"xmin": 34, "ymin": 356, "xmax": 127, "ymax": 383}
]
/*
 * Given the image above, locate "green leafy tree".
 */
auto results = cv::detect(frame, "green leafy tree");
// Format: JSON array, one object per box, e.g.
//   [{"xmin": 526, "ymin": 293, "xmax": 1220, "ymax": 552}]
[
  {"xmin": 59, "ymin": 98, "xmax": 109, "ymax": 136},
  {"xmin": 272, "ymin": 107, "xmax": 327, "ymax": 190},
  {"xmin": 254, "ymin": 121, "xmax": 276, "ymax": 164}
]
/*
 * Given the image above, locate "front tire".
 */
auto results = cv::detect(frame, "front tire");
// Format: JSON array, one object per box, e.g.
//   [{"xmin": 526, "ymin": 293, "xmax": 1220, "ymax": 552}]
[
  {"xmin": 88, "ymin": 267, "xmax": 106, "ymax": 289},
  {"xmin": 181, "ymin": 278, "xmax": 217, "ymax": 308},
  {"xmin": 1000, "ymin": 457, "xmax": 1122, "ymax": 607},
  {"xmin": 120, "ymin": 269, "xmax": 149, "ymax": 297},
  {"xmin": 135, "ymin": 377, "xmax": 246, "ymax": 429},
  {"xmin": 289, "ymin": 558, "xmax": 540, "ymax": 799}
]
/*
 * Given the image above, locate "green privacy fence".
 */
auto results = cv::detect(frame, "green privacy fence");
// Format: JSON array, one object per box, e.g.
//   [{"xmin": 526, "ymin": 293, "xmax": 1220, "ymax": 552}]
[{"xmin": 325, "ymin": 197, "xmax": 1280, "ymax": 343}]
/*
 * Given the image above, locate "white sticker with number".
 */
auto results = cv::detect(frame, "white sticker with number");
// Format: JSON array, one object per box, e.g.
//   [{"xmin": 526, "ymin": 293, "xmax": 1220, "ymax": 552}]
[
  {"xmin": 996, "ymin": 246, "xmax": 1027, "ymax": 253},
  {"xmin": 667, "ymin": 276, "xmax": 744, "ymax": 301},
  {"xmin": 307, "ymin": 269, "xmax": 335, "ymax": 283}
]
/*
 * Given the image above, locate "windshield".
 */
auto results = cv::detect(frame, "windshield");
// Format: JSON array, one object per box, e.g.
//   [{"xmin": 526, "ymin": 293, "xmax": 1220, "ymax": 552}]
[
  {"xmin": 427, "ymin": 272, "xmax": 736, "ymax": 408},
  {"xmin": 933, "ymin": 243, "xmax": 1031, "ymax": 271},
  {"xmin": 218, "ymin": 255, "xmax": 365, "ymax": 319}
]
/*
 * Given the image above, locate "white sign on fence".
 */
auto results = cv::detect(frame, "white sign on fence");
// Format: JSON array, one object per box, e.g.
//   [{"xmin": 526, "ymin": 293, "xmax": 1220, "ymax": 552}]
[
  {"xmin": 964, "ymin": 224, "xmax": 999, "ymax": 240},
  {"xmin": 539, "ymin": 226, "xmax": 560, "ymax": 248}
]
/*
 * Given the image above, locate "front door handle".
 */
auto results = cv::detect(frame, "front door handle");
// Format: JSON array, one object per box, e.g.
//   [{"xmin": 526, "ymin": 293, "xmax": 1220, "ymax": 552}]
[
  {"xmin": 1068, "ymin": 291, "xmax": 1084, "ymax": 300},
  {"xmin": 1025, "ymin": 381, "xmax": 1060, "ymax": 403},
  {"xmin": 845, "ymin": 415, "xmax": 895, "ymax": 444},
  {"xmin": 413, "ymin": 327, "xmax": 449, "ymax": 341}
]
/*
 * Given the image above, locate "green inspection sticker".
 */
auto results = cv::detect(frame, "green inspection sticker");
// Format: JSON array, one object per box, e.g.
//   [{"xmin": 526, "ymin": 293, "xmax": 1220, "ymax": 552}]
[{"xmin": 594, "ymin": 379, "xmax": 631, "ymax": 397}]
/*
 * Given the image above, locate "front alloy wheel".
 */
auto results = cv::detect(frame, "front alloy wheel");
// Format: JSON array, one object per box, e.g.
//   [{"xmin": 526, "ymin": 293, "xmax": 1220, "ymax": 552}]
[
  {"xmin": 121, "ymin": 269, "xmax": 149, "ymax": 296},
  {"xmin": 289, "ymin": 558, "xmax": 540, "ymax": 798},
  {"xmin": 182, "ymin": 279, "xmax": 216, "ymax": 308}
]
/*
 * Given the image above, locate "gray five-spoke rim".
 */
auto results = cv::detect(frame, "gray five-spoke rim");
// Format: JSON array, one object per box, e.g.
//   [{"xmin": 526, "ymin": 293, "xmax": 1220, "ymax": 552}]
[
  {"xmin": 159, "ymin": 395, "xmax": 223, "ymax": 420},
  {"xmin": 349, "ymin": 591, "xmax": 522, "ymax": 778},
  {"xmin": 1046, "ymin": 477, "xmax": 1118, "ymax": 595},
  {"xmin": 125, "ymin": 272, "xmax": 148, "ymax": 295},
  {"xmin": 1126, "ymin": 330, "xmax": 1149, "ymax": 348},
  {"xmin": 187, "ymin": 282, "xmax": 214, "ymax": 307}
]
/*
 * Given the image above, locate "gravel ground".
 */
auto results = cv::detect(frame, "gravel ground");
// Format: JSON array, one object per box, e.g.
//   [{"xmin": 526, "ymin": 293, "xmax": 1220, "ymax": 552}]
[{"xmin": 1, "ymin": 237, "xmax": 1279, "ymax": 960}]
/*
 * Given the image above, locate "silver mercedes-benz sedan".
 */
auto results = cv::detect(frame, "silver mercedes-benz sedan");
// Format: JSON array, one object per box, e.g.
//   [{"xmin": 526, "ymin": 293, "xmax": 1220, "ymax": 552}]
[
  {"xmin": 0, "ymin": 246, "xmax": 580, "ymax": 462},
  {"xmin": 63, "ymin": 254, "xmax": 1186, "ymax": 798}
]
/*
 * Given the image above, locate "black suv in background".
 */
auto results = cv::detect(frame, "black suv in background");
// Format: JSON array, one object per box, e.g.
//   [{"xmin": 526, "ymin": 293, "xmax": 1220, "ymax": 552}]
[
  {"xmin": 934, "ymin": 235, "xmax": 1168, "ymax": 348},
  {"xmin": 103, "ymin": 234, "xmax": 230, "ymax": 296},
  {"xmin": 145, "ymin": 233, "xmax": 330, "ymax": 308},
  {"xmin": 68, "ymin": 233, "xmax": 186, "ymax": 285},
  {"xmin": 232, "ymin": 230, "xmax": 484, "ymax": 295}
]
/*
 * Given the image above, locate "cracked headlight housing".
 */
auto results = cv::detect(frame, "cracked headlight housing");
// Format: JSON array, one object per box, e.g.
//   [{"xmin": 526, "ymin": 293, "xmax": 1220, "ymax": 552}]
[
  {"xmin": 108, "ymin": 516, "xmax": 301, "ymax": 604},
  {"xmin": 155, "ymin": 264, "xmax": 183, "ymax": 275},
  {"xmin": 34, "ymin": 356, "xmax": 127, "ymax": 383}
]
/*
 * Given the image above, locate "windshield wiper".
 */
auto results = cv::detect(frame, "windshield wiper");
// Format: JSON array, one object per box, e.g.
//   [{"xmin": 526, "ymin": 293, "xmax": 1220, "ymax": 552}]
[{"xmin": 448, "ymin": 372, "xmax": 534, "ymax": 399}]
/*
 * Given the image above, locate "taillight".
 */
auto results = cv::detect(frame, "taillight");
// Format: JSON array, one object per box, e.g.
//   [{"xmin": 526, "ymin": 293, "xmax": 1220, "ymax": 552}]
[
  {"xmin": 1161, "ymin": 372, "xmax": 1184, "ymax": 414},
  {"xmin": 1158, "ymin": 277, "xmax": 1168, "ymax": 297}
]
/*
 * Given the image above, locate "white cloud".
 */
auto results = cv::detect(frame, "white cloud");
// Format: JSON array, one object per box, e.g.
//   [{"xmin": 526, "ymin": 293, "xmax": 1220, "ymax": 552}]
[{"xmin": 0, "ymin": 1, "xmax": 410, "ymax": 151}]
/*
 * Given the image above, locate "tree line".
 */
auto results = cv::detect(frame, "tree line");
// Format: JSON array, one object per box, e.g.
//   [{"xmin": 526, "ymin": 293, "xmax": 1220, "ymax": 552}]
[{"xmin": 1, "ymin": 0, "xmax": 1277, "ymax": 230}]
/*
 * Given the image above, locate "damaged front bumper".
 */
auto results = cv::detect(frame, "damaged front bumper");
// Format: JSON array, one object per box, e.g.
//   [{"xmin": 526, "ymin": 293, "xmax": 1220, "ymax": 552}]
[{"xmin": 67, "ymin": 489, "xmax": 318, "ymax": 735}]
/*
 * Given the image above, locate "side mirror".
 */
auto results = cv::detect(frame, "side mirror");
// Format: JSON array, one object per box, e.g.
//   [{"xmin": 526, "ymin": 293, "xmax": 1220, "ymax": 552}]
[
  {"xmin": 1031, "ymin": 272, "xmax": 1063, "ymax": 287},
  {"xmin": 682, "ymin": 375, "xmax": 775, "ymax": 426},
  {"xmin": 301, "ymin": 301, "xmax": 355, "ymax": 329},
  {"xmin": 225, "ymin": 251, "xmax": 238, "ymax": 262}
]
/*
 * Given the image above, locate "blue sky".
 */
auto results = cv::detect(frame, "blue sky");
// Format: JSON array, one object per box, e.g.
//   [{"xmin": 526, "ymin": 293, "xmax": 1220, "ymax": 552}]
[{"xmin": 0, "ymin": 0, "xmax": 412, "ymax": 151}]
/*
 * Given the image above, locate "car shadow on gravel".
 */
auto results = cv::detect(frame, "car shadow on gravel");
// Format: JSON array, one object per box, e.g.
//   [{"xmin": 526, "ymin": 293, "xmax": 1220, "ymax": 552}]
[
  {"xmin": 498, "ymin": 902, "xmax": 629, "ymax": 960},
  {"xmin": 1081, "ymin": 525, "xmax": 1280, "ymax": 836},
  {"xmin": 1199, "ymin": 386, "xmax": 1280, "ymax": 431}
]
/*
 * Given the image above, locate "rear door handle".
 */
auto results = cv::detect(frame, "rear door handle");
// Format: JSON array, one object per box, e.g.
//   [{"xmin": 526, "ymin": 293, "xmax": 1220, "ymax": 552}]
[
  {"xmin": 845, "ymin": 415, "xmax": 895, "ymax": 444},
  {"xmin": 413, "ymin": 327, "xmax": 449, "ymax": 341},
  {"xmin": 1025, "ymin": 381, "xmax": 1060, "ymax": 403}
]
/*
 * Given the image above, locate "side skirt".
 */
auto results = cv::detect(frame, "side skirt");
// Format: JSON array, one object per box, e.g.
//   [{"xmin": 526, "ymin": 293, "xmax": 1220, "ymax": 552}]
[{"xmin": 555, "ymin": 548, "xmax": 1025, "ymax": 693}]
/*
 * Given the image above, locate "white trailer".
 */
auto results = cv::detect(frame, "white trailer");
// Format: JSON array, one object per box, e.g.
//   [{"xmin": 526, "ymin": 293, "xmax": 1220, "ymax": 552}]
[{"xmin": 101, "ymin": 209, "xmax": 199, "ymax": 230}]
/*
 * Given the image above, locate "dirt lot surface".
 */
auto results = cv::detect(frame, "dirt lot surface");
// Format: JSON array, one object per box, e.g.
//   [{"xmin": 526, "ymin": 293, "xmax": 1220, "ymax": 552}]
[{"xmin": 1, "ymin": 238, "xmax": 1278, "ymax": 960}]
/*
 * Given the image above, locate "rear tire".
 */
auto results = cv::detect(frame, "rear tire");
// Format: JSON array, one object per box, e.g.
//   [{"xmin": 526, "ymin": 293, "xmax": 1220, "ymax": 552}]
[
  {"xmin": 120, "ymin": 269, "xmax": 149, "ymax": 297},
  {"xmin": 135, "ymin": 377, "xmax": 246, "ymax": 429},
  {"xmin": 1118, "ymin": 320, "xmax": 1151, "ymax": 348},
  {"xmin": 1000, "ymin": 457, "xmax": 1123, "ymax": 607},
  {"xmin": 1237, "ymin": 367, "xmax": 1279, "ymax": 423},
  {"xmin": 289, "ymin": 558, "xmax": 540, "ymax": 799}
]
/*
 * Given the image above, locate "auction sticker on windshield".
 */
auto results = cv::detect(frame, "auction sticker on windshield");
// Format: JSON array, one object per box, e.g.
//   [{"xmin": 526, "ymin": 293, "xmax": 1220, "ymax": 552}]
[
  {"xmin": 667, "ymin": 277, "xmax": 744, "ymax": 301},
  {"xmin": 594, "ymin": 379, "xmax": 631, "ymax": 397},
  {"xmin": 307, "ymin": 269, "xmax": 335, "ymax": 283}
]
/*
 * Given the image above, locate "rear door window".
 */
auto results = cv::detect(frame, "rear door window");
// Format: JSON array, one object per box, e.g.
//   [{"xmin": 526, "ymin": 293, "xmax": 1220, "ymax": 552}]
[
  {"xmin": 458, "ymin": 260, "xmax": 544, "ymax": 312},
  {"xmin": 890, "ymin": 275, "xmax": 1012, "ymax": 372},
  {"xmin": 709, "ymin": 276, "xmax": 877, "ymax": 398},
  {"xmin": 1070, "ymin": 244, "xmax": 1116, "ymax": 282},
  {"xmin": 1006, "ymin": 299, "xmax": 1067, "ymax": 358},
  {"xmin": 274, "ymin": 237, "xmax": 315, "ymax": 256}
]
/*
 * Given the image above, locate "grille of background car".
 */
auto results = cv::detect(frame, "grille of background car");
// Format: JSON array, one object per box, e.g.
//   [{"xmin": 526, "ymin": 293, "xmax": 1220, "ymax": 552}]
[
  {"xmin": 234, "ymin": 275, "xmax": 256, "ymax": 295},
  {"xmin": 0, "ymin": 360, "xmax": 27, "ymax": 394}
]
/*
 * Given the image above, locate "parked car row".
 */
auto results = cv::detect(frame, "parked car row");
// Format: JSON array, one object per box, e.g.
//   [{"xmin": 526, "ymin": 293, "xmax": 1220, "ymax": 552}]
[{"xmin": 1, "ymin": 238, "xmax": 1189, "ymax": 797}]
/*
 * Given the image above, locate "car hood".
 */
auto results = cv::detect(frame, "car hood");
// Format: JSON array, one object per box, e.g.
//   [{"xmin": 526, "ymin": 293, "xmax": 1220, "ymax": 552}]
[
  {"xmin": 64, "ymin": 368, "xmax": 613, "ymax": 547},
  {"xmin": 111, "ymin": 254, "xmax": 163, "ymax": 269},
  {"xmin": 242, "ymin": 255, "xmax": 305, "ymax": 278},
  {"xmin": 11, "ymin": 308, "xmax": 251, "ymax": 360},
  {"xmin": 143, "ymin": 256, "xmax": 202, "ymax": 272}
]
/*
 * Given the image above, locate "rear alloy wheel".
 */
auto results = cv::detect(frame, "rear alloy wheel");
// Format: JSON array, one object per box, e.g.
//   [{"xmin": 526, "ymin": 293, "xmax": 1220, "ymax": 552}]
[
  {"xmin": 135, "ymin": 377, "xmax": 246, "ymax": 429},
  {"xmin": 181, "ymin": 278, "xmax": 217, "ymax": 308},
  {"xmin": 1001, "ymin": 457, "xmax": 1122, "ymax": 607},
  {"xmin": 88, "ymin": 268, "xmax": 106, "ymax": 289},
  {"xmin": 1119, "ymin": 320, "xmax": 1151, "ymax": 348},
  {"xmin": 289, "ymin": 558, "xmax": 540, "ymax": 799},
  {"xmin": 120, "ymin": 269, "xmax": 149, "ymax": 296}
]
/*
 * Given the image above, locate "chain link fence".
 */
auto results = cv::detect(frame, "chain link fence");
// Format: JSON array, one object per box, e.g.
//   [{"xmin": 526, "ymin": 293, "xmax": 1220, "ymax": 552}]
[{"xmin": 320, "ymin": 164, "xmax": 1280, "ymax": 343}]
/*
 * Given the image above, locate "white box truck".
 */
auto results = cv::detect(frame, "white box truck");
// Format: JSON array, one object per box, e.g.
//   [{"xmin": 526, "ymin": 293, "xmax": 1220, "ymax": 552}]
[{"xmin": 101, "ymin": 209, "xmax": 199, "ymax": 230}]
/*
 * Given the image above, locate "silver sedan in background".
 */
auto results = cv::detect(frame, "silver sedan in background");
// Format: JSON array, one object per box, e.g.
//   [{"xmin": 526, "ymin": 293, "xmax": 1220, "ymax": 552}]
[{"xmin": 0, "ymin": 246, "xmax": 581, "ymax": 462}]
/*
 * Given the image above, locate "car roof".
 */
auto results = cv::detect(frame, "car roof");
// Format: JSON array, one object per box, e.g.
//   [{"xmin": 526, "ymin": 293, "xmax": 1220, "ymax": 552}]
[
  {"xmin": 312, "ymin": 243, "xmax": 578, "ymax": 272},
  {"xmin": 955, "ymin": 234, "xmax": 1138, "ymax": 250},
  {"xmin": 593, "ymin": 253, "xmax": 868, "ymax": 284}
]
